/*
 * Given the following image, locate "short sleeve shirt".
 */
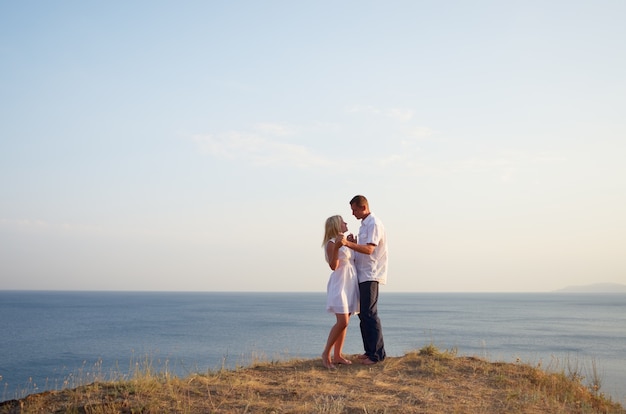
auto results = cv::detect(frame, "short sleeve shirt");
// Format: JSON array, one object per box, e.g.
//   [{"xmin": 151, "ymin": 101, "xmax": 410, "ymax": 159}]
[{"xmin": 354, "ymin": 213, "xmax": 388, "ymax": 285}]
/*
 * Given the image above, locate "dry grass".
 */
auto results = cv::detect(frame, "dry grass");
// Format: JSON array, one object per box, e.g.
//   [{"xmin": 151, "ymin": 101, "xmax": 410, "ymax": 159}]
[{"xmin": 1, "ymin": 346, "xmax": 624, "ymax": 414}]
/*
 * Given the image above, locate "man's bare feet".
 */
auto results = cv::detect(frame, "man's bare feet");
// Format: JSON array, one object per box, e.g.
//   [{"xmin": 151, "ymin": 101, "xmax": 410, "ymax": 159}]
[
  {"xmin": 357, "ymin": 353, "xmax": 369, "ymax": 360},
  {"xmin": 360, "ymin": 357, "xmax": 377, "ymax": 365}
]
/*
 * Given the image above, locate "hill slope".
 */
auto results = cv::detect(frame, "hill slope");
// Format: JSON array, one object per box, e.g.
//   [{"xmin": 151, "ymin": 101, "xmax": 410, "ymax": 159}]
[
  {"xmin": 1, "ymin": 348, "xmax": 624, "ymax": 413},
  {"xmin": 556, "ymin": 283, "xmax": 626, "ymax": 293}
]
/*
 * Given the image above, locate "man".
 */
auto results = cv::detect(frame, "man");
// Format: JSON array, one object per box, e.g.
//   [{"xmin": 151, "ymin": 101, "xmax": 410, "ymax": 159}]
[{"xmin": 342, "ymin": 195, "xmax": 387, "ymax": 365}]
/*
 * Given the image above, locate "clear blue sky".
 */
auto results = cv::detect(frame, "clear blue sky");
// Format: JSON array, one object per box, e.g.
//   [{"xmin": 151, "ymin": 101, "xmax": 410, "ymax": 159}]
[{"xmin": 1, "ymin": 1, "xmax": 625, "ymax": 292}]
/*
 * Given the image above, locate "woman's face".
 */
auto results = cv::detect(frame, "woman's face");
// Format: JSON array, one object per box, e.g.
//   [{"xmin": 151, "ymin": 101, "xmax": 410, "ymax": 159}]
[{"xmin": 340, "ymin": 219, "xmax": 348, "ymax": 233}]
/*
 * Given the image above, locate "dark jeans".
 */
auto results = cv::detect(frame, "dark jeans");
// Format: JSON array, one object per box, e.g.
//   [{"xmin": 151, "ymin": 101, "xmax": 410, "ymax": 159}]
[{"xmin": 358, "ymin": 281, "xmax": 386, "ymax": 362}]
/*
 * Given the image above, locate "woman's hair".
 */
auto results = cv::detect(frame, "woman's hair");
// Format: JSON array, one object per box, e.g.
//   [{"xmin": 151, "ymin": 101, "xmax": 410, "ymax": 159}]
[{"xmin": 322, "ymin": 215, "xmax": 343, "ymax": 246}]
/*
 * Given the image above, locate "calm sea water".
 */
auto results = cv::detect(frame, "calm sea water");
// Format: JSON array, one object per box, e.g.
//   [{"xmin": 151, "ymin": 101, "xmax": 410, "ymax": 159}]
[{"xmin": 1, "ymin": 291, "xmax": 624, "ymax": 404}]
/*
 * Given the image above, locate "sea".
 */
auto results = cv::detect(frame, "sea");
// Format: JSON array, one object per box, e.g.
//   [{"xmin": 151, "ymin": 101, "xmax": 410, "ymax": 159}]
[{"xmin": 1, "ymin": 291, "xmax": 625, "ymax": 405}]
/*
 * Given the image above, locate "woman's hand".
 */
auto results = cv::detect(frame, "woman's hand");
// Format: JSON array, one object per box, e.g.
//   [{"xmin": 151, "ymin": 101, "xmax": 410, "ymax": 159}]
[{"xmin": 335, "ymin": 233, "xmax": 346, "ymax": 246}]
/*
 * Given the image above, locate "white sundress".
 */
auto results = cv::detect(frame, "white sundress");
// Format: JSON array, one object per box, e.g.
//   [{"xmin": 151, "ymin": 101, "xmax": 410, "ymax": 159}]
[{"xmin": 325, "ymin": 242, "xmax": 359, "ymax": 314}]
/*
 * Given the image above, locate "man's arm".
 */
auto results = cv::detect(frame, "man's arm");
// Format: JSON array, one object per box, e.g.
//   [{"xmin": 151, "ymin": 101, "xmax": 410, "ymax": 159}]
[{"xmin": 343, "ymin": 240, "xmax": 375, "ymax": 255}]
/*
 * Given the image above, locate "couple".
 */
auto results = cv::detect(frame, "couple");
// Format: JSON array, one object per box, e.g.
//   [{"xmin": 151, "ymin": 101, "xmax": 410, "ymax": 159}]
[{"xmin": 321, "ymin": 195, "xmax": 387, "ymax": 369}]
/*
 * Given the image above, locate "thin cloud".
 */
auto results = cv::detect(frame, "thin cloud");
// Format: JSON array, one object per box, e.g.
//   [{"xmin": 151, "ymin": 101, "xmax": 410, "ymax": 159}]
[
  {"xmin": 347, "ymin": 104, "xmax": 382, "ymax": 115},
  {"xmin": 191, "ymin": 117, "xmax": 562, "ymax": 182},
  {"xmin": 377, "ymin": 153, "xmax": 410, "ymax": 167},
  {"xmin": 409, "ymin": 126, "xmax": 437, "ymax": 139},
  {"xmin": 0, "ymin": 218, "xmax": 106, "ymax": 236},
  {"xmin": 0, "ymin": 217, "xmax": 190, "ymax": 241},
  {"xmin": 253, "ymin": 122, "xmax": 294, "ymax": 136},
  {"xmin": 532, "ymin": 152, "xmax": 567, "ymax": 163},
  {"xmin": 347, "ymin": 105, "xmax": 414, "ymax": 121},
  {"xmin": 0, "ymin": 218, "xmax": 49, "ymax": 229},
  {"xmin": 191, "ymin": 116, "xmax": 439, "ymax": 175},
  {"xmin": 192, "ymin": 131, "xmax": 332, "ymax": 169},
  {"xmin": 447, "ymin": 150, "xmax": 566, "ymax": 181},
  {"xmin": 386, "ymin": 108, "xmax": 414, "ymax": 121}
]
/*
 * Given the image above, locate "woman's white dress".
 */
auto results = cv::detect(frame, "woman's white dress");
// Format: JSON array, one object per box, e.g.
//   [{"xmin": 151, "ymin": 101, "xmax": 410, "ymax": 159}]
[{"xmin": 325, "ymin": 242, "xmax": 359, "ymax": 314}]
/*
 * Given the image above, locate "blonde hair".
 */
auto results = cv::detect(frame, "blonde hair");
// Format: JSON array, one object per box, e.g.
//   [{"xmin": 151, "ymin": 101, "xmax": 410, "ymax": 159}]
[{"xmin": 322, "ymin": 215, "xmax": 343, "ymax": 246}]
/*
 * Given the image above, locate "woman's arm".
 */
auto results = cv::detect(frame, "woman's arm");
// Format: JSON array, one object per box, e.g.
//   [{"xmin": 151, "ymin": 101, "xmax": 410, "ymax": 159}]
[{"xmin": 325, "ymin": 239, "xmax": 342, "ymax": 270}]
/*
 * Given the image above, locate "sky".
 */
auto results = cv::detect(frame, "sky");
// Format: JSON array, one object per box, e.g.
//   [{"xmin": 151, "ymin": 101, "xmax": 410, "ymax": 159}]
[{"xmin": 1, "ymin": 1, "xmax": 625, "ymax": 292}]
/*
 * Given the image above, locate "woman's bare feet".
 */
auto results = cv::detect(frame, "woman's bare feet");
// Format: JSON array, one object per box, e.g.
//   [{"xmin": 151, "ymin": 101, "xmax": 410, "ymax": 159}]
[
  {"xmin": 333, "ymin": 356, "xmax": 352, "ymax": 365},
  {"xmin": 322, "ymin": 354, "xmax": 336, "ymax": 369}
]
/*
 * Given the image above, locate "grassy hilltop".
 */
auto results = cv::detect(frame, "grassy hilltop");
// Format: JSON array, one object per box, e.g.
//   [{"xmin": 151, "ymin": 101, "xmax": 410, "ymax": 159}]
[{"xmin": 1, "ymin": 346, "xmax": 624, "ymax": 414}]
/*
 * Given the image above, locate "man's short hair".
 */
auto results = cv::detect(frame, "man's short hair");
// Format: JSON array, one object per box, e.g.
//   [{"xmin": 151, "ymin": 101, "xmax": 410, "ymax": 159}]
[{"xmin": 350, "ymin": 195, "xmax": 368, "ymax": 207}]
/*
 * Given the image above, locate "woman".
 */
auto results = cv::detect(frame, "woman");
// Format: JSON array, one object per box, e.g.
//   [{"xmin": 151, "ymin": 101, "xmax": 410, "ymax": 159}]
[{"xmin": 321, "ymin": 215, "xmax": 359, "ymax": 369}]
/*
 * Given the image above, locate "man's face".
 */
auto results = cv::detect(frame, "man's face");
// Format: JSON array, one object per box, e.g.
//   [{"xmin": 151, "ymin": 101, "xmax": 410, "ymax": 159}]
[{"xmin": 351, "ymin": 203, "xmax": 366, "ymax": 220}]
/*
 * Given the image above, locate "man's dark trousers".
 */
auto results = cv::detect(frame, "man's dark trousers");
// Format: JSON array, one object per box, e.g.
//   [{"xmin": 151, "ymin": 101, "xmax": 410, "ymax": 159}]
[{"xmin": 358, "ymin": 281, "xmax": 386, "ymax": 362}]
